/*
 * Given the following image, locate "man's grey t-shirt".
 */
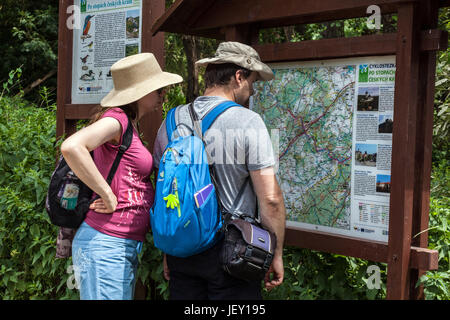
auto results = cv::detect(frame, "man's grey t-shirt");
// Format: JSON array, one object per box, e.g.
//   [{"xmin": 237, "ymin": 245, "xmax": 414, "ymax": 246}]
[{"xmin": 153, "ymin": 96, "xmax": 275, "ymax": 218}]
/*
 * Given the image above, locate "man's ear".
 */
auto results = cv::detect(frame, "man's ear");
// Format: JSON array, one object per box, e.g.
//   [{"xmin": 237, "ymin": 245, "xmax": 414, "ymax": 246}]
[{"xmin": 234, "ymin": 69, "xmax": 245, "ymax": 86}]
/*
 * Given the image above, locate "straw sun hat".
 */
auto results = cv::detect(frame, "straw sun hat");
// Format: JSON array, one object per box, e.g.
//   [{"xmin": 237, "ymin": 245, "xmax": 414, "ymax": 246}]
[
  {"xmin": 195, "ymin": 41, "xmax": 274, "ymax": 81},
  {"xmin": 100, "ymin": 53, "xmax": 183, "ymax": 107}
]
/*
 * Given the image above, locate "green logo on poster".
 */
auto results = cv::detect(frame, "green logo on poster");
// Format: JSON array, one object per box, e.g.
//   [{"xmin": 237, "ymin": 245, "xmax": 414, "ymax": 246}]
[
  {"xmin": 81, "ymin": 0, "xmax": 87, "ymax": 13},
  {"xmin": 359, "ymin": 64, "xmax": 369, "ymax": 82}
]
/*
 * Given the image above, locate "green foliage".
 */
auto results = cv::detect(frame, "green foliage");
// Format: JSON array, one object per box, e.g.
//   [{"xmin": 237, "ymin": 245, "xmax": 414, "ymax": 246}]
[
  {"xmin": 165, "ymin": 33, "xmax": 187, "ymax": 81},
  {"xmin": 1, "ymin": 68, "xmax": 23, "ymax": 97},
  {"xmin": 418, "ymin": 194, "xmax": 450, "ymax": 300},
  {"xmin": 430, "ymin": 159, "xmax": 450, "ymax": 199},
  {"xmin": 0, "ymin": 1, "xmax": 58, "ymax": 100},
  {"xmin": 423, "ymin": 11, "xmax": 450, "ymax": 300},
  {"xmin": 137, "ymin": 233, "xmax": 168, "ymax": 300},
  {"xmin": 164, "ymin": 32, "xmax": 218, "ymax": 98},
  {"xmin": 417, "ymin": 161, "xmax": 450, "ymax": 300},
  {"xmin": 0, "ymin": 73, "xmax": 78, "ymax": 299},
  {"xmin": 258, "ymin": 14, "xmax": 396, "ymax": 44},
  {"xmin": 433, "ymin": 9, "xmax": 450, "ymax": 162},
  {"xmin": 162, "ymin": 85, "xmax": 186, "ymax": 118},
  {"xmin": 262, "ymin": 249, "xmax": 386, "ymax": 300}
]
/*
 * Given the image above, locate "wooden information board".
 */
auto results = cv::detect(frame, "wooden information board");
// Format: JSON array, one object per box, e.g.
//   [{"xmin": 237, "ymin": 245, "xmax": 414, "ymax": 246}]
[{"xmin": 150, "ymin": 0, "xmax": 448, "ymax": 299}]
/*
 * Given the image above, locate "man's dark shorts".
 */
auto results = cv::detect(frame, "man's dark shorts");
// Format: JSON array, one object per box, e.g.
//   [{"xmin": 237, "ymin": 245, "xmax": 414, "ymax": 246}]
[{"xmin": 166, "ymin": 239, "xmax": 262, "ymax": 300}]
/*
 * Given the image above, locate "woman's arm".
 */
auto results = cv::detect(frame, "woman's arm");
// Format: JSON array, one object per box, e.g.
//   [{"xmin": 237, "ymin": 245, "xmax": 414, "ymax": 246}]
[{"xmin": 60, "ymin": 117, "xmax": 122, "ymax": 213}]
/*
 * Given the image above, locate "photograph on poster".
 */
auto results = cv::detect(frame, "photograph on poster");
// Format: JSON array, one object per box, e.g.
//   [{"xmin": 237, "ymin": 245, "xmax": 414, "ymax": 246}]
[
  {"xmin": 378, "ymin": 114, "xmax": 393, "ymax": 134},
  {"xmin": 376, "ymin": 174, "xmax": 391, "ymax": 193},
  {"xmin": 357, "ymin": 86, "xmax": 379, "ymax": 111},
  {"xmin": 126, "ymin": 44, "xmax": 139, "ymax": 56},
  {"xmin": 126, "ymin": 9, "xmax": 140, "ymax": 39},
  {"xmin": 355, "ymin": 143, "xmax": 377, "ymax": 167}
]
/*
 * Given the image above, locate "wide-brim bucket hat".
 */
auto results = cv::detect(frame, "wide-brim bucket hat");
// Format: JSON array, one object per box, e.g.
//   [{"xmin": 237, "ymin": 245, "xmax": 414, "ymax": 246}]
[
  {"xmin": 195, "ymin": 41, "xmax": 274, "ymax": 81},
  {"xmin": 101, "ymin": 52, "xmax": 183, "ymax": 107}
]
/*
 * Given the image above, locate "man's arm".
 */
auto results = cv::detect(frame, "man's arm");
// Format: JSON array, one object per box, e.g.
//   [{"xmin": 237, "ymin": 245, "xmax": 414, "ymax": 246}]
[
  {"xmin": 152, "ymin": 119, "xmax": 168, "ymax": 169},
  {"xmin": 250, "ymin": 167, "xmax": 286, "ymax": 290}
]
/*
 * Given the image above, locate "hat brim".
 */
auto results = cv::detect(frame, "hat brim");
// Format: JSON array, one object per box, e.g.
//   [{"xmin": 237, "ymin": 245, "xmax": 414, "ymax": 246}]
[
  {"xmin": 100, "ymin": 72, "xmax": 183, "ymax": 107},
  {"xmin": 195, "ymin": 57, "xmax": 274, "ymax": 81}
]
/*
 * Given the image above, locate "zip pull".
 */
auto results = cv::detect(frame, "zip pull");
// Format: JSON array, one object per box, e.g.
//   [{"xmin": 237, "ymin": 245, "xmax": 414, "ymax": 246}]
[
  {"xmin": 163, "ymin": 148, "xmax": 170, "ymax": 163},
  {"xmin": 172, "ymin": 149, "xmax": 180, "ymax": 165},
  {"xmin": 173, "ymin": 178, "xmax": 181, "ymax": 218},
  {"xmin": 163, "ymin": 148, "xmax": 180, "ymax": 165}
]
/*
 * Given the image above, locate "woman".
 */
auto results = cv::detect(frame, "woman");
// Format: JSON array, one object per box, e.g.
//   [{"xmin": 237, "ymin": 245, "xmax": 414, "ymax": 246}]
[{"xmin": 61, "ymin": 53, "xmax": 182, "ymax": 300}]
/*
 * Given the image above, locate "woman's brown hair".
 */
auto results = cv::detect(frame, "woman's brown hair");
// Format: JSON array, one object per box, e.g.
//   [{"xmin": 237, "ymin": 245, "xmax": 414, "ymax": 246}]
[{"xmin": 89, "ymin": 102, "xmax": 141, "ymax": 135}]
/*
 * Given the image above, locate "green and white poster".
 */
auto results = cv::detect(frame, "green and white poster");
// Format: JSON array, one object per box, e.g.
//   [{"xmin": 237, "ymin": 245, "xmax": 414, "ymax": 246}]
[
  {"xmin": 72, "ymin": 0, "xmax": 142, "ymax": 104},
  {"xmin": 251, "ymin": 56, "xmax": 396, "ymax": 242}
]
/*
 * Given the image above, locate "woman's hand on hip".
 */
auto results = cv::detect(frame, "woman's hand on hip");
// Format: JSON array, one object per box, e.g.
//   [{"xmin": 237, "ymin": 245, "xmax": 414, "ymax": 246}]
[{"xmin": 89, "ymin": 190, "xmax": 117, "ymax": 213}]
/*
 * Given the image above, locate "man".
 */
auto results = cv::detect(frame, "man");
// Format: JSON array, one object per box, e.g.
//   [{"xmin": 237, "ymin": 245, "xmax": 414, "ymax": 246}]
[{"xmin": 153, "ymin": 41, "xmax": 286, "ymax": 300}]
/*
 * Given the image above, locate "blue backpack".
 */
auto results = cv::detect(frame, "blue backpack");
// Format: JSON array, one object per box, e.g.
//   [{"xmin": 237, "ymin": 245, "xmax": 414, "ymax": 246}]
[{"xmin": 150, "ymin": 101, "xmax": 241, "ymax": 257}]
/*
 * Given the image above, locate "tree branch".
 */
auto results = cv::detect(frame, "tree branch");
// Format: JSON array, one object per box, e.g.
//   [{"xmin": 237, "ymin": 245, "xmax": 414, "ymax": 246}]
[{"xmin": 22, "ymin": 69, "xmax": 57, "ymax": 95}]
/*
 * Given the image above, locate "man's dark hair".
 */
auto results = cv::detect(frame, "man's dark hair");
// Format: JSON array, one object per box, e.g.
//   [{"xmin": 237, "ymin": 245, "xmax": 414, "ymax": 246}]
[{"xmin": 204, "ymin": 63, "xmax": 252, "ymax": 88}]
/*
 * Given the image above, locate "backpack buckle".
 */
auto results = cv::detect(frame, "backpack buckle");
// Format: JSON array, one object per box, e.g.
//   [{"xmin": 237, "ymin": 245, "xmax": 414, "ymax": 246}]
[{"xmin": 118, "ymin": 144, "xmax": 127, "ymax": 153}]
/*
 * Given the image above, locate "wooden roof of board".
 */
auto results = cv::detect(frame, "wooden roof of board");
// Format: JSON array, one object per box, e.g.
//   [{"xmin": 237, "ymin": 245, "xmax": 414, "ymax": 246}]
[{"xmin": 150, "ymin": 0, "xmax": 445, "ymax": 39}]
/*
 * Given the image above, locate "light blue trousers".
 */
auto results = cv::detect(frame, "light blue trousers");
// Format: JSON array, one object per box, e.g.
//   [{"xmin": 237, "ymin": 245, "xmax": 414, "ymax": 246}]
[{"xmin": 72, "ymin": 222, "xmax": 142, "ymax": 300}]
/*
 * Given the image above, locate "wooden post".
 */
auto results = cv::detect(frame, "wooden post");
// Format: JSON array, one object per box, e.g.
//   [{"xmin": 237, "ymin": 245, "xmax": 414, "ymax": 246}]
[
  {"xmin": 409, "ymin": 0, "xmax": 440, "ymax": 299},
  {"xmin": 56, "ymin": 0, "xmax": 76, "ymax": 141},
  {"xmin": 222, "ymin": 25, "xmax": 250, "ymax": 43},
  {"xmin": 386, "ymin": 2, "xmax": 421, "ymax": 300}
]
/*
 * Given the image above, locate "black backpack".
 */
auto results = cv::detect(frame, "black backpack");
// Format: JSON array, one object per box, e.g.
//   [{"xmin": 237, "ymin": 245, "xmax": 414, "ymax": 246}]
[{"xmin": 45, "ymin": 116, "xmax": 133, "ymax": 228}]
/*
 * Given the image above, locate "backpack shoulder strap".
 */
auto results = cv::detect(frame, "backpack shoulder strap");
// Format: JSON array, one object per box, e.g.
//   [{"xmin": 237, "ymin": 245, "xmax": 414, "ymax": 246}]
[
  {"xmin": 165, "ymin": 107, "xmax": 177, "ymax": 143},
  {"xmin": 201, "ymin": 100, "xmax": 242, "ymax": 135},
  {"xmin": 105, "ymin": 115, "xmax": 133, "ymax": 185},
  {"xmin": 168, "ymin": 101, "xmax": 242, "ymax": 141}
]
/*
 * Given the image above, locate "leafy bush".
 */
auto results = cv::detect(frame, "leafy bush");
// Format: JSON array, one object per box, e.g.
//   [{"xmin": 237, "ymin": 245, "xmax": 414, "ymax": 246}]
[
  {"xmin": 262, "ymin": 249, "xmax": 386, "ymax": 300},
  {"xmin": 418, "ymin": 196, "xmax": 450, "ymax": 300},
  {"xmin": 433, "ymin": 50, "xmax": 450, "ymax": 162},
  {"xmin": 433, "ymin": 9, "xmax": 450, "ymax": 162},
  {"xmin": 417, "ymin": 160, "xmax": 450, "ymax": 300},
  {"xmin": 0, "ymin": 1, "xmax": 58, "ymax": 100},
  {"xmin": 137, "ymin": 234, "xmax": 168, "ymax": 300},
  {"xmin": 162, "ymin": 85, "xmax": 186, "ymax": 118},
  {"xmin": 0, "ymin": 90, "xmax": 79, "ymax": 299}
]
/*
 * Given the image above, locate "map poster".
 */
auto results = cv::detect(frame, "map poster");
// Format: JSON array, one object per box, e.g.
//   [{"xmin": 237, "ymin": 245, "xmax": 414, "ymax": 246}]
[
  {"xmin": 251, "ymin": 56, "xmax": 396, "ymax": 242},
  {"xmin": 71, "ymin": 0, "xmax": 142, "ymax": 104}
]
